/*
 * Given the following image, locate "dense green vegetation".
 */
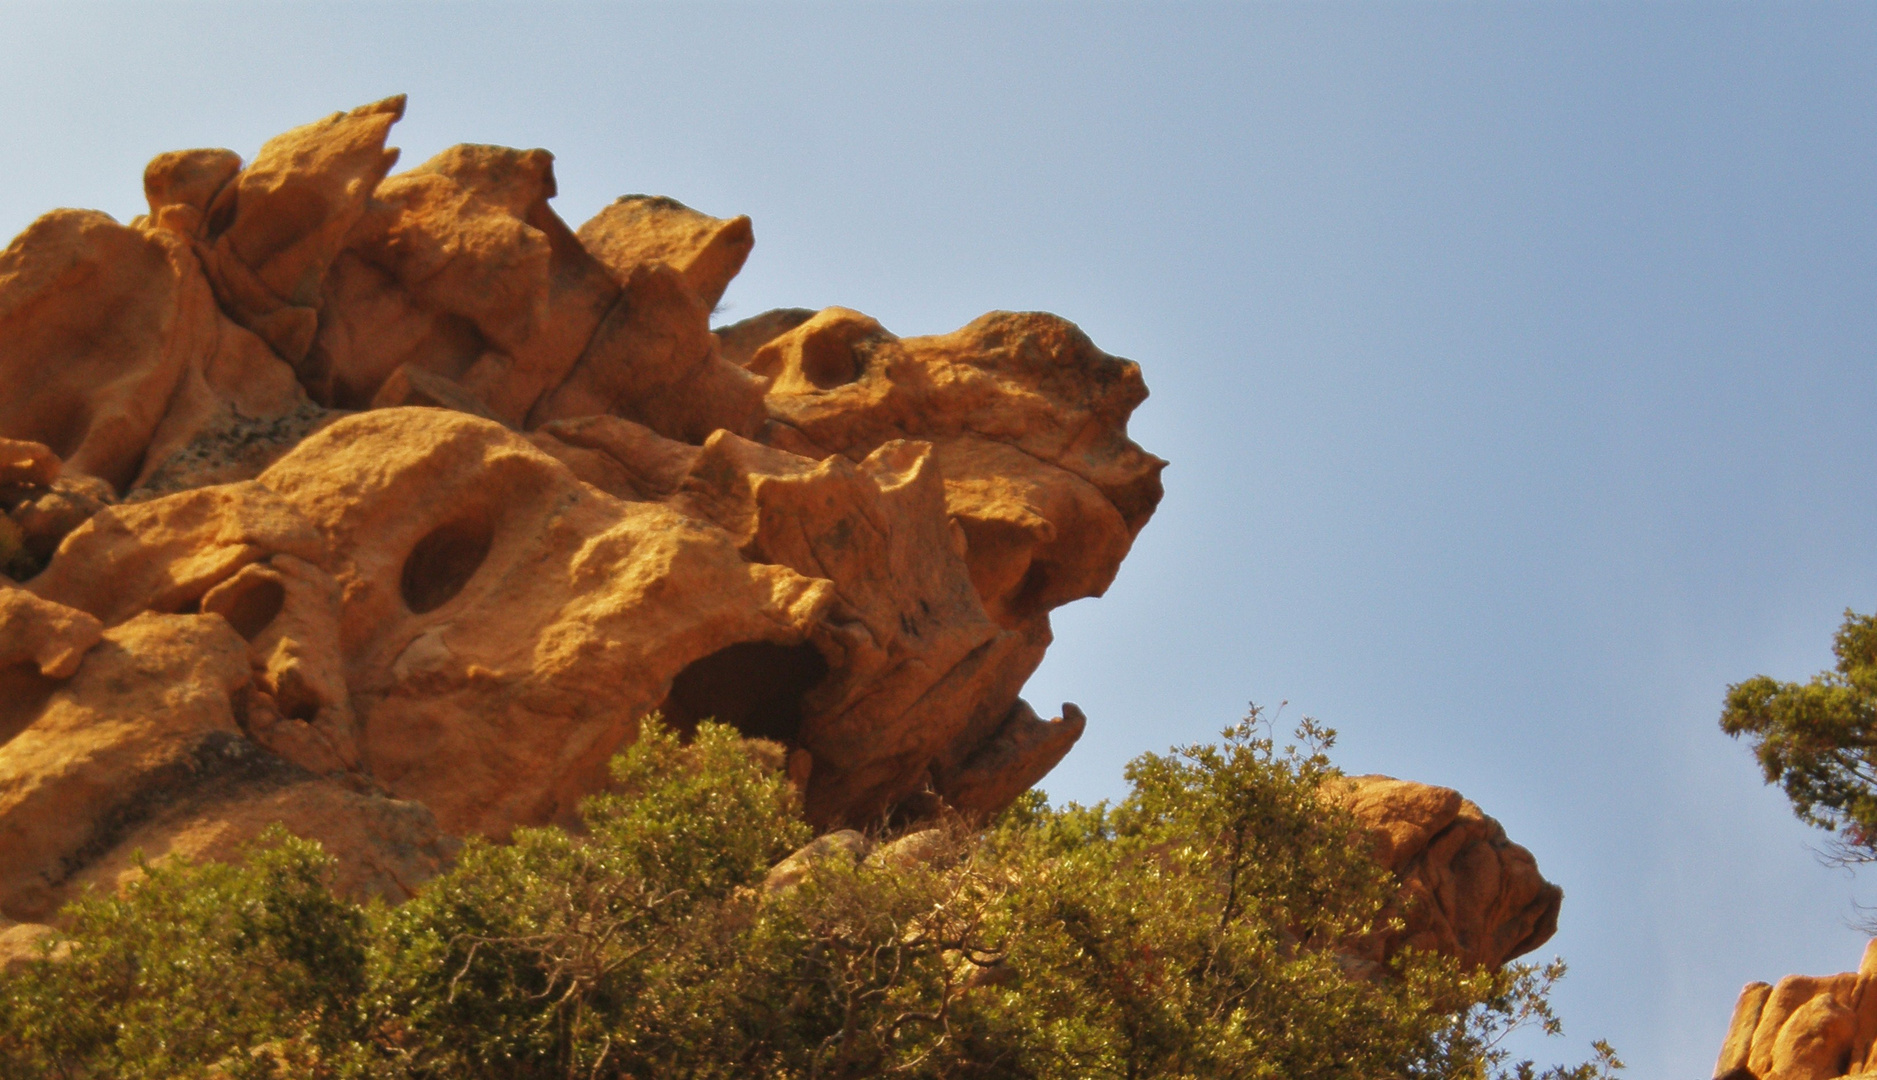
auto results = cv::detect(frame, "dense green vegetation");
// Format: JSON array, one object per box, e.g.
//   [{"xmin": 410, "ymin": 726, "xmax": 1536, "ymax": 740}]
[
  {"xmin": 0, "ymin": 714, "xmax": 1617, "ymax": 1079},
  {"xmin": 1723, "ymin": 608, "xmax": 1877, "ymax": 863}
]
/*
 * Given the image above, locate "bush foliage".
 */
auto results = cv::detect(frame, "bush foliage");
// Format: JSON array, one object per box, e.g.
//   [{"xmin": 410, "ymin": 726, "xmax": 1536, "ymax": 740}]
[{"xmin": 0, "ymin": 713, "xmax": 1616, "ymax": 1079}]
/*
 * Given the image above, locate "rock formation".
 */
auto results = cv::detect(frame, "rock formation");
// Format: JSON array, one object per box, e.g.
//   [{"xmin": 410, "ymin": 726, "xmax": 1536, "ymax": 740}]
[
  {"xmin": 1335, "ymin": 775, "xmax": 1563, "ymax": 972},
  {"xmin": 0, "ymin": 96, "xmax": 1162, "ymax": 927},
  {"xmin": 1714, "ymin": 941, "xmax": 1877, "ymax": 1080},
  {"xmin": 0, "ymin": 96, "xmax": 1556, "ymax": 978}
]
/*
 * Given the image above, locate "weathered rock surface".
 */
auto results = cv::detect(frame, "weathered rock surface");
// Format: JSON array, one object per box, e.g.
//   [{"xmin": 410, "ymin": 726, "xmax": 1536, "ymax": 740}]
[
  {"xmin": 0, "ymin": 96, "xmax": 1554, "ymax": 979},
  {"xmin": 1713, "ymin": 941, "xmax": 1877, "ymax": 1080},
  {"xmin": 0, "ymin": 98, "xmax": 1162, "ymax": 922},
  {"xmin": 1332, "ymin": 775, "xmax": 1563, "ymax": 971}
]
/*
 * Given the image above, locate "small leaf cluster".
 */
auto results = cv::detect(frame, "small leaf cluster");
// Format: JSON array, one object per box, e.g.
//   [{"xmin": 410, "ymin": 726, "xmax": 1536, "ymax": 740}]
[{"xmin": 0, "ymin": 713, "xmax": 1616, "ymax": 1079}]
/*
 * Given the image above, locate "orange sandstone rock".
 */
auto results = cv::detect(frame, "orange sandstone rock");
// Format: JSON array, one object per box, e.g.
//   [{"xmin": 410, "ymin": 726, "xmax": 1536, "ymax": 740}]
[
  {"xmin": 1334, "ymin": 774, "xmax": 1563, "ymax": 970},
  {"xmin": 199, "ymin": 97, "xmax": 406, "ymax": 365},
  {"xmin": 0, "ymin": 612, "xmax": 253, "ymax": 920},
  {"xmin": 311, "ymin": 142, "xmax": 615, "ymax": 420},
  {"xmin": 0, "ymin": 97, "xmax": 1540, "ymax": 983},
  {"xmin": 0, "ymin": 210, "xmax": 206, "ymax": 491},
  {"xmin": 1714, "ymin": 943, "xmax": 1877, "ymax": 1080},
  {"xmin": 257, "ymin": 409, "xmax": 835, "ymax": 835},
  {"xmin": 0, "ymin": 586, "xmax": 101, "ymax": 681},
  {"xmin": 0, "ymin": 205, "xmax": 319, "ymax": 499},
  {"xmin": 577, "ymin": 194, "xmax": 754, "ymax": 310},
  {"xmin": 0, "ymin": 438, "xmax": 59, "ymax": 489}
]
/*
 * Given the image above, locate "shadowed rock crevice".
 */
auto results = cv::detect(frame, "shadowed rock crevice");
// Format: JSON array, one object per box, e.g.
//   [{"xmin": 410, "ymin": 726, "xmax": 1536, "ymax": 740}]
[
  {"xmin": 202, "ymin": 569, "xmax": 286, "ymax": 640},
  {"xmin": 0, "ymin": 667, "xmax": 58, "ymax": 748}
]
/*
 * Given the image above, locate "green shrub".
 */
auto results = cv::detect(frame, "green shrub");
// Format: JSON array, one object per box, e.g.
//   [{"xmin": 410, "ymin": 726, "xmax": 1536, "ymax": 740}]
[
  {"xmin": 0, "ymin": 830, "xmax": 371, "ymax": 1079},
  {"xmin": 0, "ymin": 714, "xmax": 1617, "ymax": 1080},
  {"xmin": 370, "ymin": 719, "xmax": 812, "ymax": 1078}
]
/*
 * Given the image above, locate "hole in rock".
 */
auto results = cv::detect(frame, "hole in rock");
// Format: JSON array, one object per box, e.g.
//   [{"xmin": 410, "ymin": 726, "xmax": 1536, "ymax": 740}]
[
  {"xmin": 209, "ymin": 576, "xmax": 286, "ymax": 640},
  {"xmin": 401, "ymin": 516, "xmax": 495, "ymax": 615},
  {"xmin": 658, "ymin": 641, "xmax": 829, "ymax": 744},
  {"xmin": 800, "ymin": 330, "xmax": 862, "ymax": 390},
  {"xmin": 276, "ymin": 677, "xmax": 322, "ymax": 724}
]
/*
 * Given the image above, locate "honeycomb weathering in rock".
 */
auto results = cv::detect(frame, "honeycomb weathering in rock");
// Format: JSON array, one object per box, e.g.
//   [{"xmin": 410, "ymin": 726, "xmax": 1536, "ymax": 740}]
[
  {"xmin": 0, "ymin": 97, "xmax": 1166, "ymax": 919},
  {"xmin": 0, "ymin": 97, "xmax": 1561, "ymax": 979}
]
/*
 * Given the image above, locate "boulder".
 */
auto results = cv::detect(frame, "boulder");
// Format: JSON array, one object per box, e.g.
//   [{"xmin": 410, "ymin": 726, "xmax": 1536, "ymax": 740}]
[
  {"xmin": 1333, "ymin": 775, "xmax": 1563, "ymax": 969},
  {"xmin": 764, "ymin": 829, "xmax": 874, "ymax": 893},
  {"xmin": 1773, "ymin": 994, "xmax": 1859, "ymax": 1080}
]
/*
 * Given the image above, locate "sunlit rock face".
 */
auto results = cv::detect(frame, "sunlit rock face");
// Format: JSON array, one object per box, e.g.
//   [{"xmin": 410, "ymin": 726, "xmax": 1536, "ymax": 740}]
[
  {"xmin": 0, "ymin": 97, "xmax": 1165, "ymax": 920},
  {"xmin": 1709, "ymin": 941, "xmax": 1877, "ymax": 1080}
]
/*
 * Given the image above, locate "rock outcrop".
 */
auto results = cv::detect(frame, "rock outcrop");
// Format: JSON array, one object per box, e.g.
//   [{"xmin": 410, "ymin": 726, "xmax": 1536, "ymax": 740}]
[
  {"xmin": 0, "ymin": 97, "xmax": 1161, "ymax": 924},
  {"xmin": 1333, "ymin": 775, "xmax": 1563, "ymax": 971},
  {"xmin": 0, "ymin": 96, "xmax": 1558, "ymax": 980},
  {"xmin": 1714, "ymin": 941, "xmax": 1877, "ymax": 1080}
]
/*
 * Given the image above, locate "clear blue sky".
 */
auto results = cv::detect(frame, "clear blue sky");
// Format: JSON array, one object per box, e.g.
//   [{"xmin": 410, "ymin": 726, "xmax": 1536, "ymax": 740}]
[{"xmin": 5, "ymin": 3, "xmax": 1875, "ymax": 1074}]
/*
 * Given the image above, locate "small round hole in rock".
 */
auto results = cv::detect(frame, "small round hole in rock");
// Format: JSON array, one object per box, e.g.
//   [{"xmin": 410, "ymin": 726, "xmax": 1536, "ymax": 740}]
[
  {"xmin": 659, "ymin": 641, "xmax": 829, "ymax": 744},
  {"xmin": 401, "ymin": 517, "xmax": 495, "ymax": 615},
  {"xmin": 800, "ymin": 330, "xmax": 862, "ymax": 390}
]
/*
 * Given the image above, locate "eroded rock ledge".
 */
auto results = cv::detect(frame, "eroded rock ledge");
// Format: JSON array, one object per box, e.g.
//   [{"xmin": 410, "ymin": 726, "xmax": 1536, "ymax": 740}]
[{"xmin": 0, "ymin": 96, "xmax": 1556, "ymax": 977}]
